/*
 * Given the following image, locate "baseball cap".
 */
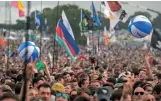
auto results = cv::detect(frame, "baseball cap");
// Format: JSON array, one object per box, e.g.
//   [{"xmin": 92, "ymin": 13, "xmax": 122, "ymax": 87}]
[{"xmin": 95, "ymin": 87, "xmax": 111, "ymax": 101}]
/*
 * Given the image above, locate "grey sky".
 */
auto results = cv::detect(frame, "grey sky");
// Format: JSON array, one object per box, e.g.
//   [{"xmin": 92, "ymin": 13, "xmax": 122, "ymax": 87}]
[{"xmin": 0, "ymin": 1, "xmax": 161, "ymax": 24}]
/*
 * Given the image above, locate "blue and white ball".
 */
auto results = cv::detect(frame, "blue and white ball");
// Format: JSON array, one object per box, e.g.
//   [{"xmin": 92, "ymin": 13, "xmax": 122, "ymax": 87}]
[
  {"xmin": 18, "ymin": 41, "xmax": 40, "ymax": 62},
  {"xmin": 128, "ymin": 15, "xmax": 152, "ymax": 38}
]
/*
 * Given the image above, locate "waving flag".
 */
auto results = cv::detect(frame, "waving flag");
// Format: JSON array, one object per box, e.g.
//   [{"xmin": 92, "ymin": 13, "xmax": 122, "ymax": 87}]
[
  {"xmin": 101, "ymin": 1, "xmax": 128, "ymax": 34},
  {"xmin": 151, "ymin": 29, "xmax": 161, "ymax": 51},
  {"xmin": 91, "ymin": 1, "xmax": 102, "ymax": 26},
  {"xmin": 0, "ymin": 37, "xmax": 6, "ymax": 48},
  {"xmin": 62, "ymin": 10, "xmax": 75, "ymax": 40},
  {"xmin": 56, "ymin": 18, "xmax": 80, "ymax": 62},
  {"xmin": 79, "ymin": 9, "xmax": 92, "ymax": 34},
  {"xmin": 35, "ymin": 11, "xmax": 43, "ymax": 29},
  {"xmin": 11, "ymin": 1, "xmax": 25, "ymax": 17}
]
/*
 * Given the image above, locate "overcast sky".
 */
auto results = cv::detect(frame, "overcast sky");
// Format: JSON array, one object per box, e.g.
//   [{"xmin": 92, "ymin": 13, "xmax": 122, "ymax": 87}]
[{"xmin": 0, "ymin": 1, "xmax": 161, "ymax": 24}]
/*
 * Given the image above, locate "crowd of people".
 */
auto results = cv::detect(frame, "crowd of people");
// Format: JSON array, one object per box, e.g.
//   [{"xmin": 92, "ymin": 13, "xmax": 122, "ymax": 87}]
[{"xmin": 0, "ymin": 37, "xmax": 161, "ymax": 101}]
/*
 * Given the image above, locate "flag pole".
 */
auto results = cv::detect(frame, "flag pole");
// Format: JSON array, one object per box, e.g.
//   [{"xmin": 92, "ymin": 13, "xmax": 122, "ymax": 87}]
[
  {"xmin": 96, "ymin": 3, "xmax": 102, "ymax": 66},
  {"xmin": 21, "ymin": 1, "xmax": 30, "ymax": 101},
  {"xmin": 40, "ymin": 1, "xmax": 43, "ymax": 58},
  {"xmin": 91, "ymin": 2, "xmax": 95, "ymax": 56},
  {"xmin": 6, "ymin": 1, "xmax": 12, "ymax": 69},
  {"xmin": 53, "ymin": 1, "xmax": 59, "ymax": 69}
]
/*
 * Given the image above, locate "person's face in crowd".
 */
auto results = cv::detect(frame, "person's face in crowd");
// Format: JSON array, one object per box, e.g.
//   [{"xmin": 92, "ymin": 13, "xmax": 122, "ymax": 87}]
[
  {"xmin": 74, "ymin": 67, "xmax": 82, "ymax": 75},
  {"xmin": 5, "ymin": 79, "xmax": 11, "ymax": 84},
  {"xmin": 56, "ymin": 93, "xmax": 68, "ymax": 101},
  {"xmin": 82, "ymin": 79, "xmax": 89, "ymax": 88},
  {"xmin": 34, "ymin": 80, "xmax": 44, "ymax": 88},
  {"xmin": 64, "ymin": 74, "xmax": 71, "ymax": 82},
  {"xmin": 65, "ymin": 85, "xmax": 72, "ymax": 95},
  {"xmin": 139, "ymin": 71, "xmax": 147, "ymax": 80},
  {"xmin": 27, "ymin": 88, "xmax": 38, "ymax": 101},
  {"xmin": 38, "ymin": 87, "xmax": 51, "ymax": 101},
  {"xmin": 59, "ymin": 78, "xmax": 64, "ymax": 85},
  {"xmin": 53, "ymin": 68, "xmax": 58, "ymax": 73},
  {"xmin": 91, "ymin": 81, "xmax": 100, "ymax": 89},
  {"xmin": 134, "ymin": 87, "xmax": 145, "ymax": 101},
  {"xmin": 72, "ymin": 82, "xmax": 79, "ymax": 89},
  {"xmin": 154, "ymin": 75, "xmax": 159, "ymax": 84},
  {"xmin": 143, "ymin": 94, "xmax": 155, "ymax": 101},
  {"xmin": 102, "ymin": 72, "xmax": 108, "ymax": 80},
  {"xmin": 145, "ymin": 86, "xmax": 153, "ymax": 94}
]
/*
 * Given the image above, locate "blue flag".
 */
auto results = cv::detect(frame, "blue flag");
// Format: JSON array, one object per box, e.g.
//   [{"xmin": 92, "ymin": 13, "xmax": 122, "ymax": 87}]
[
  {"xmin": 35, "ymin": 11, "xmax": 43, "ymax": 29},
  {"xmin": 91, "ymin": 1, "xmax": 102, "ymax": 26}
]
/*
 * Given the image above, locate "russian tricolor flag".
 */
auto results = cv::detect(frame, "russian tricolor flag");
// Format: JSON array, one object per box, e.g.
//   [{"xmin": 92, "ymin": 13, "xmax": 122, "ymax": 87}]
[{"xmin": 56, "ymin": 18, "xmax": 80, "ymax": 61}]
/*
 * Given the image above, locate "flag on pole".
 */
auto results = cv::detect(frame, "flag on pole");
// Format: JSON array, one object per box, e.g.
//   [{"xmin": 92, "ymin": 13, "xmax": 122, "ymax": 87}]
[
  {"xmin": 0, "ymin": 37, "xmax": 6, "ymax": 48},
  {"xmin": 101, "ymin": 1, "xmax": 128, "ymax": 34},
  {"xmin": 79, "ymin": 9, "xmax": 92, "ymax": 33},
  {"xmin": 62, "ymin": 10, "xmax": 75, "ymax": 40},
  {"xmin": 56, "ymin": 18, "xmax": 80, "ymax": 62},
  {"xmin": 91, "ymin": 1, "xmax": 102, "ymax": 26},
  {"xmin": 151, "ymin": 29, "xmax": 161, "ymax": 51},
  {"xmin": 104, "ymin": 26, "xmax": 110, "ymax": 45},
  {"xmin": 35, "ymin": 11, "xmax": 43, "ymax": 29},
  {"xmin": 11, "ymin": 1, "xmax": 25, "ymax": 17}
]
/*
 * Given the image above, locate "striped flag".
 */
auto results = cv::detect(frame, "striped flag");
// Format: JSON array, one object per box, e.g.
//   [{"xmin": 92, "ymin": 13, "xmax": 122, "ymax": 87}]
[
  {"xmin": 35, "ymin": 11, "xmax": 43, "ymax": 29},
  {"xmin": 62, "ymin": 10, "xmax": 75, "ymax": 40},
  {"xmin": 56, "ymin": 18, "xmax": 79, "ymax": 62}
]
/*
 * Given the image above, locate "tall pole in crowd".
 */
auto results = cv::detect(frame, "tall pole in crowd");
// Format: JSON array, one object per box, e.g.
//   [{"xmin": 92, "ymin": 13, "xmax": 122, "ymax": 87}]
[
  {"xmin": 5, "ymin": 1, "xmax": 11, "ymax": 69},
  {"xmin": 40, "ymin": 1, "xmax": 43, "ymax": 57},
  {"xmin": 53, "ymin": 1, "xmax": 59, "ymax": 68},
  {"xmin": 21, "ymin": 1, "xmax": 30, "ymax": 101}
]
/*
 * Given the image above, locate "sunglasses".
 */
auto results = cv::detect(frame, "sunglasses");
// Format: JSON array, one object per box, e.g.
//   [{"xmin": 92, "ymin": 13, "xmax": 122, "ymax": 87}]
[
  {"xmin": 134, "ymin": 92, "xmax": 144, "ymax": 95},
  {"xmin": 56, "ymin": 93, "xmax": 68, "ymax": 99}
]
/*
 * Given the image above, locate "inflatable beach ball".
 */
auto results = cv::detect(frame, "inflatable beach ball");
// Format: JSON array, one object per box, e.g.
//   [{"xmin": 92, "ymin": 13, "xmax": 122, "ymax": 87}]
[
  {"xmin": 18, "ymin": 41, "xmax": 40, "ymax": 62},
  {"xmin": 128, "ymin": 15, "xmax": 152, "ymax": 38}
]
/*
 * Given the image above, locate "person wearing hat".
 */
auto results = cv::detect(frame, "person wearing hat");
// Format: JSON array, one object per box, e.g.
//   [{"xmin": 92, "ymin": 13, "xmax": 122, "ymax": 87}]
[
  {"xmin": 94, "ymin": 87, "xmax": 111, "ymax": 101},
  {"xmin": 52, "ymin": 83, "xmax": 65, "ymax": 93}
]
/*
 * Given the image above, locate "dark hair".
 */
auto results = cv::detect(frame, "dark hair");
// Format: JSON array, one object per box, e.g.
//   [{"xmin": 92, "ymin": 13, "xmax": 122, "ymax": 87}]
[
  {"xmin": 16, "ymin": 74, "xmax": 23, "ymax": 82},
  {"xmin": 78, "ymin": 79, "xmax": 88, "ymax": 87},
  {"xmin": 157, "ymin": 74, "xmax": 161, "ymax": 80},
  {"xmin": 110, "ymin": 89, "xmax": 122, "ymax": 101},
  {"xmin": 55, "ymin": 74, "xmax": 63, "ymax": 81},
  {"xmin": 0, "ymin": 92, "xmax": 19, "ymax": 101},
  {"xmin": 63, "ymin": 72, "xmax": 70, "ymax": 76},
  {"xmin": 32, "ymin": 77, "xmax": 43, "ymax": 86},
  {"xmin": 153, "ymin": 84, "xmax": 161, "ymax": 94},
  {"xmin": 73, "ymin": 96, "xmax": 90, "ymax": 101},
  {"xmin": 15, "ymin": 83, "xmax": 22, "ymax": 95},
  {"xmin": 37, "ymin": 83, "xmax": 51, "ymax": 91}
]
